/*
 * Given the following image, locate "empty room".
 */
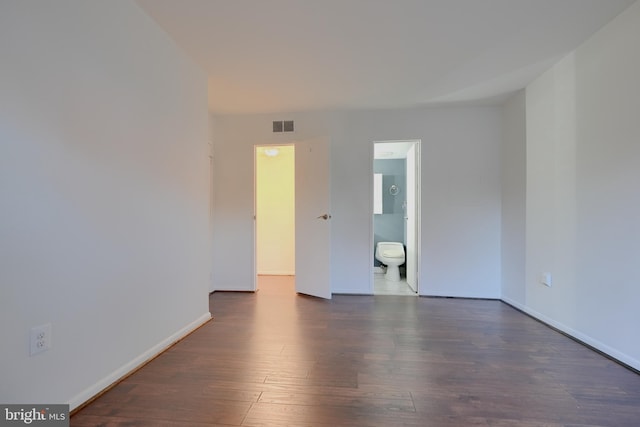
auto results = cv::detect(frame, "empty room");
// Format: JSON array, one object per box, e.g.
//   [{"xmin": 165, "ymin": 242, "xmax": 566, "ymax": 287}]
[{"xmin": 2, "ymin": 1, "xmax": 640, "ymax": 426}]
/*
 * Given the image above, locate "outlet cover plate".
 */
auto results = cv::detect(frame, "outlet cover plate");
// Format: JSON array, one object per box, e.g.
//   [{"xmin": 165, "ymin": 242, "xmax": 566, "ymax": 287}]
[{"xmin": 30, "ymin": 323, "xmax": 51, "ymax": 356}]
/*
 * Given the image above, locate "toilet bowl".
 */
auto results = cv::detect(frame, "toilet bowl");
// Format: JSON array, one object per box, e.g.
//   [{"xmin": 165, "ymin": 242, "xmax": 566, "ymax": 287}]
[{"xmin": 375, "ymin": 242, "xmax": 405, "ymax": 282}]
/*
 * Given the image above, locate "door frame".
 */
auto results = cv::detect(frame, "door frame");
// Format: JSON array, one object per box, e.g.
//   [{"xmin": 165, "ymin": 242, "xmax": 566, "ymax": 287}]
[{"xmin": 370, "ymin": 139, "xmax": 422, "ymax": 295}]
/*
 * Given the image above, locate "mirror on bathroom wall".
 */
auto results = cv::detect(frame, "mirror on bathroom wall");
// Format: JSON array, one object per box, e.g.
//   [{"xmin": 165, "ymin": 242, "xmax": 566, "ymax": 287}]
[{"xmin": 373, "ymin": 173, "xmax": 383, "ymax": 214}]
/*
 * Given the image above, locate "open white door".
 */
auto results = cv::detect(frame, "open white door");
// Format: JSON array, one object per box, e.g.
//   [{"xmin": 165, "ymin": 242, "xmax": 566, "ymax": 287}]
[
  {"xmin": 406, "ymin": 143, "xmax": 419, "ymax": 292},
  {"xmin": 295, "ymin": 137, "xmax": 332, "ymax": 299}
]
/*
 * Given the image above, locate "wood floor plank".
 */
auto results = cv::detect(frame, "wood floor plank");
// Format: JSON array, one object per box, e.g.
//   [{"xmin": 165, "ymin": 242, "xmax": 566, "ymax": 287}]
[
  {"xmin": 72, "ymin": 277, "xmax": 640, "ymax": 426},
  {"xmin": 70, "ymin": 414, "xmax": 234, "ymax": 427}
]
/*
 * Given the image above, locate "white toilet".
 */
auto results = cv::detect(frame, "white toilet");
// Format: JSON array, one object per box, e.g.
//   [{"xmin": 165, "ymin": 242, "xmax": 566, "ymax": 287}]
[{"xmin": 375, "ymin": 242, "xmax": 406, "ymax": 282}]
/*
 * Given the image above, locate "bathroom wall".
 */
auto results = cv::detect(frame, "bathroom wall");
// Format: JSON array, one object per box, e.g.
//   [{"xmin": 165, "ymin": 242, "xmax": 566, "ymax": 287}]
[
  {"xmin": 0, "ymin": 0, "xmax": 210, "ymax": 407},
  {"xmin": 373, "ymin": 159, "xmax": 406, "ymax": 266}
]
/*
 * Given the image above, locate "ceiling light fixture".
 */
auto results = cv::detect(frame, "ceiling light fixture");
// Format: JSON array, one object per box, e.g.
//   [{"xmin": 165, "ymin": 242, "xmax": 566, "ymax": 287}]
[{"xmin": 264, "ymin": 148, "xmax": 279, "ymax": 157}]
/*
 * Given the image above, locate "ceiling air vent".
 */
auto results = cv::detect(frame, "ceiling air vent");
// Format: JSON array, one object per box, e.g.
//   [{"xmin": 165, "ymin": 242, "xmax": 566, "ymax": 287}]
[{"xmin": 272, "ymin": 120, "xmax": 294, "ymax": 133}]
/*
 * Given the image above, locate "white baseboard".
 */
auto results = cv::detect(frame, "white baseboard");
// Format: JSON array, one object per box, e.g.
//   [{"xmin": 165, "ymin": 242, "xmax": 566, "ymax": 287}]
[
  {"xmin": 501, "ymin": 297, "xmax": 640, "ymax": 371},
  {"xmin": 500, "ymin": 296, "xmax": 527, "ymax": 312},
  {"xmin": 211, "ymin": 284, "xmax": 254, "ymax": 292},
  {"xmin": 334, "ymin": 289, "xmax": 372, "ymax": 295},
  {"xmin": 68, "ymin": 311, "xmax": 212, "ymax": 410}
]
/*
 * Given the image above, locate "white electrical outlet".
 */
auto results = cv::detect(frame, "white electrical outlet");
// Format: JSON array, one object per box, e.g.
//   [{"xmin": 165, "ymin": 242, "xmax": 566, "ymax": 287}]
[{"xmin": 30, "ymin": 323, "xmax": 52, "ymax": 356}]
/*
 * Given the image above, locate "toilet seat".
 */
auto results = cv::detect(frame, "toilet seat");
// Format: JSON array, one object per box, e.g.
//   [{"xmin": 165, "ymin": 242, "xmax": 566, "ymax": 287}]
[{"xmin": 382, "ymin": 249, "xmax": 404, "ymax": 258}]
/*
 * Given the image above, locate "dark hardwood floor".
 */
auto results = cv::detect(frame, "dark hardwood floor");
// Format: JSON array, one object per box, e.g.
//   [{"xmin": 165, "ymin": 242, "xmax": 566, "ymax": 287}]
[{"xmin": 72, "ymin": 276, "xmax": 640, "ymax": 426}]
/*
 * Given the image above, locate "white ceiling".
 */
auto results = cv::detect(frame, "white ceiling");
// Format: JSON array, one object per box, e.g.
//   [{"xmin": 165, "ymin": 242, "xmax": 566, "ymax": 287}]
[{"xmin": 136, "ymin": 0, "xmax": 635, "ymax": 115}]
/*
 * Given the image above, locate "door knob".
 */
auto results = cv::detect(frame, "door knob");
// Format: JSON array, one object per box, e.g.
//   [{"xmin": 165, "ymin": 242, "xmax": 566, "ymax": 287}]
[{"xmin": 317, "ymin": 214, "xmax": 332, "ymax": 220}]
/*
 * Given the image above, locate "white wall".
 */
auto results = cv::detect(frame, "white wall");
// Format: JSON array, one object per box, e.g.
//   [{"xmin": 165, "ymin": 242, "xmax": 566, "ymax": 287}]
[
  {"xmin": 210, "ymin": 112, "xmax": 335, "ymax": 290},
  {"xmin": 500, "ymin": 91, "xmax": 526, "ymax": 303},
  {"xmin": 522, "ymin": 1, "xmax": 640, "ymax": 369},
  {"xmin": 335, "ymin": 108, "xmax": 502, "ymax": 298},
  {"xmin": 211, "ymin": 107, "xmax": 502, "ymax": 298},
  {"xmin": 0, "ymin": 0, "xmax": 210, "ymax": 408}
]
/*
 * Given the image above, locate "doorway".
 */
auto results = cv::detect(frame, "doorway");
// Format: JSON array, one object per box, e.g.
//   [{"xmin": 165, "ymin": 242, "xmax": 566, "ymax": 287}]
[
  {"xmin": 254, "ymin": 138, "xmax": 333, "ymax": 299},
  {"xmin": 254, "ymin": 145, "xmax": 295, "ymax": 292},
  {"xmin": 372, "ymin": 140, "xmax": 421, "ymax": 295}
]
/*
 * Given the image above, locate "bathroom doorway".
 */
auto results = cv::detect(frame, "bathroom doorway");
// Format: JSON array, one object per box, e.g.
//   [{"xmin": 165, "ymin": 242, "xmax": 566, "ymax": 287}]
[
  {"xmin": 254, "ymin": 145, "xmax": 295, "ymax": 292},
  {"xmin": 372, "ymin": 140, "xmax": 421, "ymax": 295}
]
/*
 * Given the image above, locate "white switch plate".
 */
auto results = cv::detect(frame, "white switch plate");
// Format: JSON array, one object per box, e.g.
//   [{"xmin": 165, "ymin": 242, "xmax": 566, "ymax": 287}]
[{"xmin": 541, "ymin": 273, "xmax": 552, "ymax": 287}]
